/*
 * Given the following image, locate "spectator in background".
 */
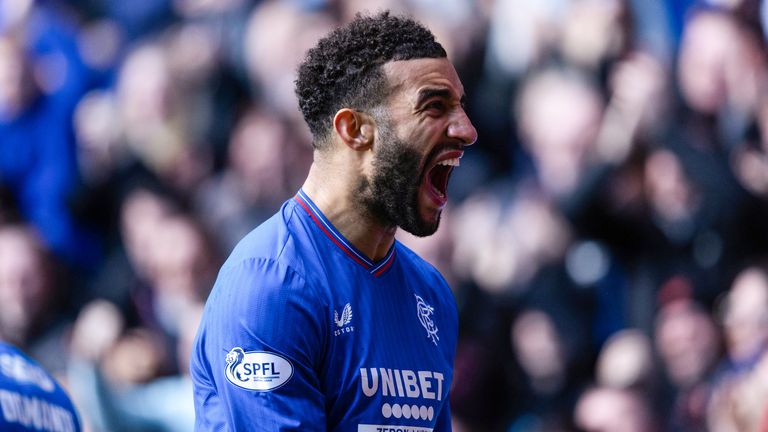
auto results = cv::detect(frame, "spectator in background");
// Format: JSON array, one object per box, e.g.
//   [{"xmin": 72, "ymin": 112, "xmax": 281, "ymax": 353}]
[
  {"xmin": 115, "ymin": 39, "xmax": 212, "ymax": 193},
  {"xmin": 117, "ymin": 186, "xmax": 218, "ymax": 348},
  {"xmin": 67, "ymin": 189, "xmax": 216, "ymax": 430},
  {"xmin": 506, "ymin": 309, "xmax": 578, "ymax": 431},
  {"xmin": 67, "ymin": 299, "xmax": 200, "ymax": 432},
  {"xmin": 195, "ymin": 106, "xmax": 311, "ymax": 252},
  {"xmin": 6, "ymin": 0, "xmax": 768, "ymax": 430},
  {"xmin": 0, "ymin": 33, "xmax": 99, "ymax": 270},
  {"xmin": 140, "ymin": 212, "xmax": 217, "ymax": 338},
  {"xmin": 574, "ymin": 386, "xmax": 658, "ymax": 432},
  {"xmin": 242, "ymin": 0, "xmax": 335, "ymax": 121},
  {"xmin": 595, "ymin": 329, "xmax": 656, "ymax": 396},
  {"xmin": 655, "ymin": 297, "xmax": 720, "ymax": 431},
  {"xmin": 0, "ymin": 224, "xmax": 70, "ymax": 376},
  {"xmin": 708, "ymin": 266, "xmax": 768, "ymax": 431},
  {"xmin": 515, "ymin": 67, "xmax": 604, "ymax": 200}
]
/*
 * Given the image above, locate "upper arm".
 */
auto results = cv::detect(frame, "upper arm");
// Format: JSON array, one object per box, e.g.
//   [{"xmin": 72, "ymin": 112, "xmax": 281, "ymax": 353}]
[{"xmin": 191, "ymin": 258, "xmax": 327, "ymax": 431}]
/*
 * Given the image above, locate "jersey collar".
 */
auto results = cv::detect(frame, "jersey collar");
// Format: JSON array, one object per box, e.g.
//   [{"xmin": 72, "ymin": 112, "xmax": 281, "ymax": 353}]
[{"xmin": 295, "ymin": 190, "xmax": 396, "ymax": 277}]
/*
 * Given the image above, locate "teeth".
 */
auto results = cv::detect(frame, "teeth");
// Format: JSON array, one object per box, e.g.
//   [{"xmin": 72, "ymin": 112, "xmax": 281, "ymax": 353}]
[{"xmin": 437, "ymin": 158, "xmax": 461, "ymax": 167}]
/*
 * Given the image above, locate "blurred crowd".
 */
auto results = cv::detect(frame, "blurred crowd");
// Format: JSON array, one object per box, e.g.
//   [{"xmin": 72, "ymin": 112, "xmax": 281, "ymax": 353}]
[{"xmin": 3, "ymin": 0, "xmax": 768, "ymax": 430}]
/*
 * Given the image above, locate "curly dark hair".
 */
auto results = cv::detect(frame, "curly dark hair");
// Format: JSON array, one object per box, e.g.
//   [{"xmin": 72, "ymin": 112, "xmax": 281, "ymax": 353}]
[{"xmin": 295, "ymin": 11, "xmax": 446, "ymax": 148}]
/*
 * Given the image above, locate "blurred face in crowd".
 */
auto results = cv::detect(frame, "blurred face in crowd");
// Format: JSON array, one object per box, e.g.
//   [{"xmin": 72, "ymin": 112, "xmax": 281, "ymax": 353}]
[
  {"xmin": 722, "ymin": 268, "xmax": 768, "ymax": 361},
  {"xmin": 117, "ymin": 44, "xmax": 172, "ymax": 126},
  {"xmin": 678, "ymin": 12, "xmax": 730, "ymax": 114},
  {"xmin": 596, "ymin": 330, "xmax": 654, "ymax": 389},
  {"xmin": 229, "ymin": 109, "xmax": 289, "ymax": 201},
  {"xmin": 574, "ymin": 387, "xmax": 654, "ymax": 432},
  {"xmin": 148, "ymin": 214, "xmax": 214, "ymax": 298},
  {"xmin": 644, "ymin": 149, "xmax": 699, "ymax": 224},
  {"xmin": 244, "ymin": 2, "xmax": 334, "ymax": 117},
  {"xmin": 355, "ymin": 58, "xmax": 477, "ymax": 236},
  {"xmin": 0, "ymin": 226, "xmax": 51, "ymax": 345},
  {"xmin": 0, "ymin": 37, "xmax": 34, "ymax": 119},
  {"xmin": 655, "ymin": 299, "xmax": 719, "ymax": 387},
  {"xmin": 517, "ymin": 69, "xmax": 603, "ymax": 194},
  {"xmin": 74, "ymin": 90, "xmax": 120, "ymax": 182},
  {"xmin": 451, "ymin": 192, "xmax": 571, "ymax": 293},
  {"xmin": 676, "ymin": 10, "xmax": 763, "ymax": 115},
  {"xmin": 120, "ymin": 188, "xmax": 174, "ymax": 278},
  {"xmin": 511, "ymin": 309, "xmax": 565, "ymax": 393}
]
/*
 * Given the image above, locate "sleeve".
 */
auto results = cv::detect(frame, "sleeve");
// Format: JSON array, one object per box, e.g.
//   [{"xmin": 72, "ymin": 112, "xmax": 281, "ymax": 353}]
[
  {"xmin": 190, "ymin": 257, "xmax": 327, "ymax": 431},
  {"xmin": 434, "ymin": 276, "xmax": 457, "ymax": 432}
]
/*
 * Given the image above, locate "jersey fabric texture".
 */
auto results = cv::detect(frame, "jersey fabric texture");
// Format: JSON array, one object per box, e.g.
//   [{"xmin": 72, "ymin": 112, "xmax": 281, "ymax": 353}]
[
  {"xmin": 191, "ymin": 190, "xmax": 458, "ymax": 432},
  {"xmin": 0, "ymin": 342, "xmax": 82, "ymax": 432}
]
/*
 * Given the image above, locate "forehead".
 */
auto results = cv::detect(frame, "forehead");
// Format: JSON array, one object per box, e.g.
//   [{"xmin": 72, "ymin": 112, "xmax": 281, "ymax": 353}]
[{"xmin": 381, "ymin": 58, "xmax": 464, "ymax": 103}]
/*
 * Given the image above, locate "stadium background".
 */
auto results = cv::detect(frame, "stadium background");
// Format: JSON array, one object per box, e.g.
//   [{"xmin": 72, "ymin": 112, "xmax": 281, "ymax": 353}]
[{"xmin": 2, "ymin": 0, "xmax": 768, "ymax": 430}]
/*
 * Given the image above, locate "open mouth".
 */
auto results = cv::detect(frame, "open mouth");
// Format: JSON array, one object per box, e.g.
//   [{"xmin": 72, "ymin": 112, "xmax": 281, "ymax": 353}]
[{"xmin": 425, "ymin": 155, "xmax": 461, "ymax": 202}]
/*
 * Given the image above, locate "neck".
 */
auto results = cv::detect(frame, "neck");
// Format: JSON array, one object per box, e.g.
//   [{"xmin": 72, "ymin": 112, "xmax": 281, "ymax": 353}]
[{"xmin": 301, "ymin": 160, "xmax": 396, "ymax": 262}]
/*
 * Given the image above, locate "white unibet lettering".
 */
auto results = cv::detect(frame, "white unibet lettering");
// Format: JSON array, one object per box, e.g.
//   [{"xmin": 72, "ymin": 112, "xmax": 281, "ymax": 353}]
[
  {"xmin": 361, "ymin": 367, "xmax": 445, "ymax": 401},
  {"xmin": 433, "ymin": 372, "xmax": 444, "ymax": 401},
  {"xmin": 418, "ymin": 371, "xmax": 435, "ymax": 400},
  {"xmin": 0, "ymin": 390, "xmax": 18, "ymax": 422},
  {"xmin": 402, "ymin": 370, "xmax": 420, "ymax": 398},
  {"xmin": 380, "ymin": 368, "xmax": 396, "ymax": 397},
  {"xmin": 393, "ymin": 369, "xmax": 405, "ymax": 397},
  {"xmin": 360, "ymin": 368, "xmax": 378, "ymax": 397}
]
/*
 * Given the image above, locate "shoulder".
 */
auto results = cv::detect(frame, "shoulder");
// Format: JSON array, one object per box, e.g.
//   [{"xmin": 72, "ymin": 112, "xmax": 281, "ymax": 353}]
[
  {"xmin": 395, "ymin": 241, "xmax": 456, "ymax": 312},
  {"xmin": 224, "ymin": 198, "xmax": 313, "ymax": 282},
  {"xmin": 0, "ymin": 342, "xmax": 82, "ymax": 431},
  {"xmin": 201, "ymin": 198, "xmax": 331, "ymax": 336},
  {"xmin": 201, "ymin": 196, "xmax": 332, "ymax": 317},
  {"xmin": 395, "ymin": 241, "xmax": 450, "ymax": 289},
  {"xmin": 0, "ymin": 342, "xmax": 58, "ymax": 393}
]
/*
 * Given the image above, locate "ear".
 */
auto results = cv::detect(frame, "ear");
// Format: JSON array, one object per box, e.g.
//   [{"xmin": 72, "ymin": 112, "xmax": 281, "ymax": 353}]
[{"xmin": 333, "ymin": 108, "xmax": 373, "ymax": 151}]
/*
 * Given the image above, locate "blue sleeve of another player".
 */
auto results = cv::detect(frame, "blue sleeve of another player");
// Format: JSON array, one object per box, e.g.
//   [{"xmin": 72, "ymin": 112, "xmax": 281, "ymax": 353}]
[{"xmin": 191, "ymin": 257, "xmax": 327, "ymax": 431}]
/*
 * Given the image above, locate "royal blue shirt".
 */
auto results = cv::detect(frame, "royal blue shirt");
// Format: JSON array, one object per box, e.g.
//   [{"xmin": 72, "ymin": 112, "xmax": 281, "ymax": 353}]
[
  {"xmin": 0, "ymin": 342, "xmax": 81, "ymax": 432},
  {"xmin": 191, "ymin": 190, "xmax": 458, "ymax": 431}
]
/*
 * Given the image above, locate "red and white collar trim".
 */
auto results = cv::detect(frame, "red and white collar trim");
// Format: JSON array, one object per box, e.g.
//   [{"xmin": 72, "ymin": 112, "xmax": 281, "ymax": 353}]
[{"xmin": 295, "ymin": 190, "xmax": 396, "ymax": 277}]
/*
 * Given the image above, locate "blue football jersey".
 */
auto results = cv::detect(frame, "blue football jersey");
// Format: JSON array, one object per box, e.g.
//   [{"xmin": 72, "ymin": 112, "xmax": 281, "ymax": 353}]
[
  {"xmin": 191, "ymin": 190, "xmax": 458, "ymax": 431},
  {"xmin": 0, "ymin": 342, "xmax": 81, "ymax": 432}
]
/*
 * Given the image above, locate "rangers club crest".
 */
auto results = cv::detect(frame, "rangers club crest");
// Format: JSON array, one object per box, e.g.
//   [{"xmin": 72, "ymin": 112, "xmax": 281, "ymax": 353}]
[{"xmin": 414, "ymin": 294, "xmax": 439, "ymax": 345}]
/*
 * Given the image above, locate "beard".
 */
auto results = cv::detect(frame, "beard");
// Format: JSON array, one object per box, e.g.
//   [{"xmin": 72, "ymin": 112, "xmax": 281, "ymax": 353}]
[{"xmin": 354, "ymin": 119, "xmax": 441, "ymax": 237}]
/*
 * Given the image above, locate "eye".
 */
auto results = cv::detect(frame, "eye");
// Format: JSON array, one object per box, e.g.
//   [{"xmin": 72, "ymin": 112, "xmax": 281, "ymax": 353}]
[{"xmin": 424, "ymin": 100, "xmax": 446, "ymax": 114}]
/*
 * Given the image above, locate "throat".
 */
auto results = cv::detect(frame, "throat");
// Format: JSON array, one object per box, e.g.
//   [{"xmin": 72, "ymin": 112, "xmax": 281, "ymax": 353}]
[
  {"xmin": 428, "ymin": 165, "xmax": 453, "ymax": 197},
  {"xmin": 334, "ymin": 207, "xmax": 397, "ymax": 261}
]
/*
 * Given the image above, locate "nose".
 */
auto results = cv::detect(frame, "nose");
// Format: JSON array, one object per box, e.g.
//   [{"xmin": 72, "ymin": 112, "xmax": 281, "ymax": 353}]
[{"xmin": 447, "ymin": 109, "xmax": 477, "ymax": 146}]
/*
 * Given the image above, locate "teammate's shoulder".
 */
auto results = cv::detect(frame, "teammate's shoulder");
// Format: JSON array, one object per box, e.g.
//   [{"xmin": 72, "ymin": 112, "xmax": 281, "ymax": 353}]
[{"xmin": 0, "ymin": 342, "xmax": 82, "ymax": 431}]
